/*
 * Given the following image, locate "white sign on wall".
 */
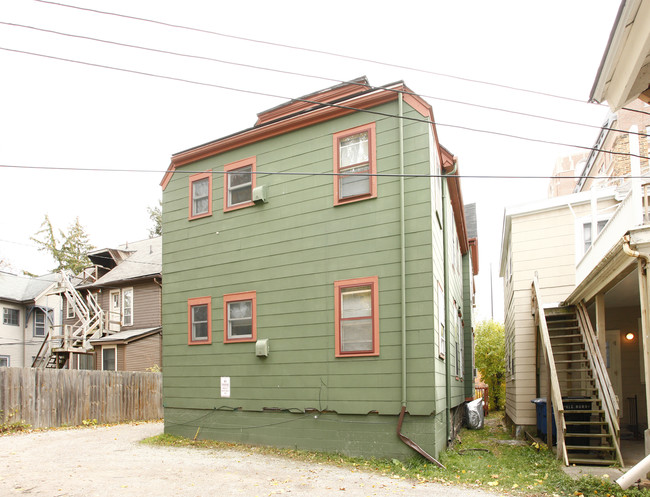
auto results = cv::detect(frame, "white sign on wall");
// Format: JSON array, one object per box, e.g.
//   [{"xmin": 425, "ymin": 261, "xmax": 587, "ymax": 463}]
[{"xmin": 220, "ymin": 376, "xmax": 231, "ymax": 398}]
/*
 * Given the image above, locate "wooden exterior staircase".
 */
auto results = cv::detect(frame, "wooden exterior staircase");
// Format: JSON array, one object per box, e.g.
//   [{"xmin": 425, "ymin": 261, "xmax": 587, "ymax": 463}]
[
  {"xmin": 32, "ymin": 271, "xmax": 107, "ymax": 369},
  {"xmin": 532, "ymin": 276, "xmax": 623, "ymax": 466}
]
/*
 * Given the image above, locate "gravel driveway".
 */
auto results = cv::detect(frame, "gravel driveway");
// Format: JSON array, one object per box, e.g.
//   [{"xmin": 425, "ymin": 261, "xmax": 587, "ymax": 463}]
[{"xmin": 0, "ymin": 422, "xmax": 500, "ymax": 497}]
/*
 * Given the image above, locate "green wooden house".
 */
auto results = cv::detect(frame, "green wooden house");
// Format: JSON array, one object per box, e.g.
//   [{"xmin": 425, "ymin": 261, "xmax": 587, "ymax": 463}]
[{"xmin": 160, "ymin": 77, "xmax": 479, "ymax": 460}]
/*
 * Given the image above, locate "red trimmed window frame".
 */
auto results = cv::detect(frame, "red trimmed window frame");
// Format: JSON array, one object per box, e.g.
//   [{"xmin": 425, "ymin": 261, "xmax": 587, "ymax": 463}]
[
  {"xmin": 223, "ymin": 157, "xmax": 256, "ymax": 213},
  {"xmin": 333, "ymin": 123, "xmax": 377, "ymax": 206},
  {"xmin": 334, "ymin": 276, "xmax": 379, "ymax": 357},
  {"xmin": 187, "ymin": 296, "xmax": 212, "ymax": 345},
  {"xmin": 188, "ymin": 171, "xmax": 213, "ymax": 220},
  {"xmin": 223, "ymin": 291, "xmax": 257, "ymax": 343}
]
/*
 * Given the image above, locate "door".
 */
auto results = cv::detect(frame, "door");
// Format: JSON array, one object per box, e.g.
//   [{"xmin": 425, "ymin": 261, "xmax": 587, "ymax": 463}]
[
  {"xmin": 109, "ymin": 290, "xmax": 121, "ymax": 332},
  {"xmin": 606, "ymin": 330, "xmax": 623, "ymax": 418}
]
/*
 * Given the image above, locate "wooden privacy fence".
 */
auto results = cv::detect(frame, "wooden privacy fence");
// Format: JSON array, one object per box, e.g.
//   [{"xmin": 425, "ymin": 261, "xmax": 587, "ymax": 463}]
[
  {"xmin": 0, "ymin": 368, "xmax": 162, "ymax": 429},
  {"xmin": 475, "ymin": 386, "xmax": 489, "ymax": 416}
]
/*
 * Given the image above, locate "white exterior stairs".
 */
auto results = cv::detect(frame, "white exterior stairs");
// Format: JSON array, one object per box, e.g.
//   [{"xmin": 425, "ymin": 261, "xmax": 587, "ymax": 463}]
[
  {"xmin": 32, "ymin": 271, "xmax": 109, "ymax": 369},
  {"xmin": 544, "ymin": 306, "xmax": 623, "ymax": 466}
]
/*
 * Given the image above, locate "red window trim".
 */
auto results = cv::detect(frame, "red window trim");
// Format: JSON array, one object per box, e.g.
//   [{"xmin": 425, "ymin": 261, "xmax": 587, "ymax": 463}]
[
  {"xmin": 188, "ymin": 171, "xmax": 213, "ymax": 220},
  {"xmin": 333, "ymin": 123, "xmax": 377, "ymax": 206},
  {"xmin": 223, "ymin": 157, "xmax": 256, "ymax": 213},
  {"xmin": 334, "ymin": 276, "xmax": 379, "ymax": 357},
  {"xmin": 187, "ymin": 296, "xmax": 212, "ymax": 345},
  {"xmin": 223, "ymin": 291, "xmax": 257, "ymax": 343}
]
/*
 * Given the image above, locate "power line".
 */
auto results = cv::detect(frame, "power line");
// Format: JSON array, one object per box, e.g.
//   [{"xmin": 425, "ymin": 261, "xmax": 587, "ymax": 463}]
[
  {"xmin": 3, "ymin": 20, "xmax": 647, "ymax": 138},
  {"xmin": 1, "ymin": 46, "xmax": 648, "ymax": 161},
  {"xmin": 32, "ymin": 0, "xmax": 611, "ymax": 107},
  {"xmin": 1, "ymin": 163, "xmax": 648, "ymax": 181}
]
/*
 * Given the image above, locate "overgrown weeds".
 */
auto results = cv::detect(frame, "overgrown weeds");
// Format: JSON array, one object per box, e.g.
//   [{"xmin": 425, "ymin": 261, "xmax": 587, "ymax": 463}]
[{"xmin": 144, "ymin": 414, "xmax": 650, "ymax": 496}]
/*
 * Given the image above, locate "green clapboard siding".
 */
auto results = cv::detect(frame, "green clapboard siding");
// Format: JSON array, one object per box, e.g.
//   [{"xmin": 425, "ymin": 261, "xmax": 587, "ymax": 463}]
[{"xmin": 162, "ymin": 97, "xmax": 471, "ymax": 458}]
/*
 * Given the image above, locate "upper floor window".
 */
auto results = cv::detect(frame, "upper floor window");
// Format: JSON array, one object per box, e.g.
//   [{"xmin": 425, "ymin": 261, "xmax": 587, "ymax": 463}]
[
  {"xmin": 223, "ymin": 291, "xmax": 257, "ymax": 343},
  {"xmin": 224, "ymin": 157, "xmax": 256, "ymax": 212},
  {"xmin": 583, "ymin": 219, "xmax": 608, "ymax": 253},
  {"xmin": 188, "ymin": 296, "xmax": 212, "ymax": 345},
  {"xmin": 333, "ymin": 123, "xmax": 377, "ymax": 205},
  {"xmin": 334, "ymin": 277, "xmax": 379, "ymax": 357},
  {"xmin": 189, "ymin": 171, "xmax": 212, "ymax": 220},
  {"xmin": 66, "ymin": 298, "xmax": 75, "ymax": 319},
  {"xmin": 3, "ymin": 308, "xmax": 19, "ymax": 326},
  {"xmin": 34, "ymin": 309, "xmax": 45, "ymax": 337},
  {"xmin": 122, "ymin": 288, "xmax": 133, "ymax": 327}
]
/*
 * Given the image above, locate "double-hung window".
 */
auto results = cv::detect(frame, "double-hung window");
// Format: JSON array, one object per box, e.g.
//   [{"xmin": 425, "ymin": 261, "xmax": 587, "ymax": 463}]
[
  {"xmin": 189, "ymin": 171, "xmax": 212, "ymax": 220},
  {"xmin": 66, "ymin": 298, "xmax": 75, "ymax": 319},
  {"xmin": 3, "ymin": 308, "xmax": 19, "ymax": 326},
  {"xmin": 223, "ymin": 291, "xmax": 256, "ymax": 343},
  {"xmin": 102, "ymin": 347, "xmax": 116, "ymax": 371},
  {"xmin": 224, "ymin": 157, "xmax": 256, "ymax": 212},
  {"xmin": 333, "ymin": 123, "xmax": 377, "ymax": 205},
  {"xmin": 188, "ymin": 297, "xmax": 212, "ymax": 345},
  {"xmin": 34, "ymin": 309, "xmax": 45, "ymax": 337},
  {"xmin": 334, "ymin": 277, "xmax": 379, "ymax": 357},
  {"xmin": 122, "ymin": 288, "xmax": 133, "ymax": 327}
]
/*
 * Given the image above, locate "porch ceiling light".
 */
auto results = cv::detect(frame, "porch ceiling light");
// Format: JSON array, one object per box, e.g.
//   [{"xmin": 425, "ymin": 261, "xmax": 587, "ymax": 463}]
[{"xmin": 625, "ymin": 332, "xmax": 635, "ymax": 341}]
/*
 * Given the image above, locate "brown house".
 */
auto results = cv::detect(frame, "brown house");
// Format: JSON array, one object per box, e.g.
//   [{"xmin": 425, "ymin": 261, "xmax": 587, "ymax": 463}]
[{"xmin": 37, "ymin": 237, "xmax": 162, "ymax": 372}]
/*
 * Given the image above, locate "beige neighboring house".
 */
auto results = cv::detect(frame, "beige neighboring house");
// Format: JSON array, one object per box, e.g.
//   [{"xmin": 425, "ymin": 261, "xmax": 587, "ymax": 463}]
[
  {"xmin": 500, "ymin": 0, "xmax": 650, "ymax": 466},
  {"xmin": 34, "ymin": 237, "xmax": 162, "ymax": 372},
  {"xmin": 0, "ymin": 272, "xmax": 62, "ymax": 368}
]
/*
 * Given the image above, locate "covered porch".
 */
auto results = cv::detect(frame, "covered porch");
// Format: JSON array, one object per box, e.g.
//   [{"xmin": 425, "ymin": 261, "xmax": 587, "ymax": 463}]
[{"xmin": 566, "ymin": 226, "xmax": 650, "ymax": 461}]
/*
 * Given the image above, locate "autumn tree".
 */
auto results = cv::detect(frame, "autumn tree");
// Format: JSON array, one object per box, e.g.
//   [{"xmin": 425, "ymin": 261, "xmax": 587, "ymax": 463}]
[
  {"xmin": 147, "ymin": 200, "xmax": 162, "ymax": 237},
  {"xmin": 475, "ymin": 319, "xmax": 506, "ymax": 411},
  {"xmin": 31, "ymin": 215, "xmax": 94, "ymax": 275}
]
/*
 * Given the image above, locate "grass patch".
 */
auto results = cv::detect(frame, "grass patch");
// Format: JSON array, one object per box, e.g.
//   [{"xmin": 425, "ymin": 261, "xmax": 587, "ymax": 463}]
[{"xmin": 144, "ymin": 415, "xmax": 650, "ymax": 496}]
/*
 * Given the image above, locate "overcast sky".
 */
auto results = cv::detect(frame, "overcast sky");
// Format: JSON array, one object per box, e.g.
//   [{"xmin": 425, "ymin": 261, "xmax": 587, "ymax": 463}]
[{"xmin": 0, "ymin": 0, "xmax": 622, "ymax": 322}]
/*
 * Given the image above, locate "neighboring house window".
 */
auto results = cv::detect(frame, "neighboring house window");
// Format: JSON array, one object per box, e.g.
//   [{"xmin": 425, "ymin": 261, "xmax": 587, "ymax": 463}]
[
  {"xmin": 224, "ymin": 157, "xmax": 256, "ymax": 212},
  {"xmin": 334, "ymin": 277, "xmax": 379, "ymax": 357},
  {"xmin": 223, "ymin": 291, "xmax": 257, "ymax": 343},
  {"xmin": 34, "ymin": 309, "xmax": 45, "ymax": 337},
  {"xmin": 102, "ymin": 347, "xmax": 116, "ymax": 371},
  {"xmin": 583, "ymin": 219, "xmax": 608, "ymax": 253},
  {"xmin": 188, "ymin": 296, "xmax": 212, "ymax": 345},
  {"xmin": 122, "ymin": 288, "xmax": 133, "ymax": 326},
  {"xmin": 66, "ymin": 298, "xmax": 74, "ymax": 319},
  {"xmin": 77, "ymin": 354, "xmax": 94, "ymax": 370},
  {"xmin": 189, "ymin": 171, "xmax": 212, "ymax": 220},
  {"xmin": 333, "ymin": 123, "xmax": 377, "ymax": 205},
  {"xmin": 0, "ymin": 356, "xmax": 9, "ymax": 367},
  {"xmin": 3, "ymin": 308, "xmax": 19, "ymax": 326}
]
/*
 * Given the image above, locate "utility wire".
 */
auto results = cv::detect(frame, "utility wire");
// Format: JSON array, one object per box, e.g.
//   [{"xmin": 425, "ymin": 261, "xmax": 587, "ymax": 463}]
[
  {"xmin": 1, "ymin": 163, "xmax": 648, "ymax": 181},
  {"xmin": 1, "ymin": 46, "xmax": 648, "ymax": 161},
  {"xmin": 3, "ymin": 20, "xmax": 647, "ymax": 138},
  {"xmin": 32, "ymin": 0, "xmax": 611, "ymax": 107}
]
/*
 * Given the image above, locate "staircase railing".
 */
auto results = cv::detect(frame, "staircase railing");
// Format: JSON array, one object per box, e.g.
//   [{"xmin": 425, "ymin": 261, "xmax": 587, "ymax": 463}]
[
  {"xmin": 532, "ymin": 275, "xmax": 568, "ymax": 465},
  {"xmin": 575, "ymin": 302, "xmax": 624, "ymax": 466}
]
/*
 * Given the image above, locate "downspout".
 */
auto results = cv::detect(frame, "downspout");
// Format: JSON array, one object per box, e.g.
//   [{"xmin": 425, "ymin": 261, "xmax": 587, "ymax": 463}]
[
  {"xmin": 442, "ymin": 158, "xmax": 457, "ymax": 443},
  {"xmin": 395, "ymin": 92, "xmax": 444, "ymax": 469},
  {"xmin": 399, "ymin": 93, "xmax": 407, "ymax": 409},
  {"xmin": 623, "ymin": 234, "xmax": 650, "ymax": 454}
]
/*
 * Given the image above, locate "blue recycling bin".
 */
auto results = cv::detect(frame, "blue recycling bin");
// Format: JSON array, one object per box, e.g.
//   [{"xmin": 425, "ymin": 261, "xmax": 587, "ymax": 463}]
[{"xmin": 531, "ymin": 398, "xmax": 556, "ymax": 442}]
